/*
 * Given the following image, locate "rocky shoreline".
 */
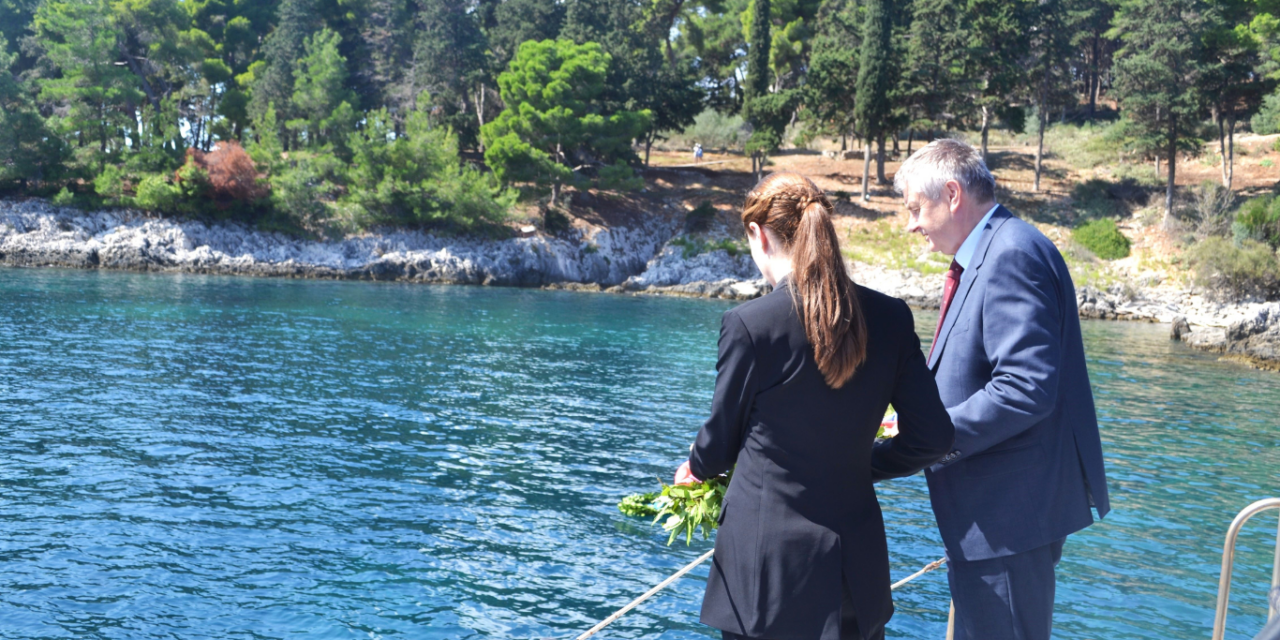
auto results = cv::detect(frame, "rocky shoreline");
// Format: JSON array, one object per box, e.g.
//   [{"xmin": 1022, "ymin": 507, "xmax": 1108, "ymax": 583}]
[{"xmin": 2, "ymin": 198, "xmax": 1278, "ymax": 369}]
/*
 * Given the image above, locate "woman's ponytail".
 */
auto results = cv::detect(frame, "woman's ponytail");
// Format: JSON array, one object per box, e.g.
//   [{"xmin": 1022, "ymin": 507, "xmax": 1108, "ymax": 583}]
[{"xmin": 741, "ymin": 174, "xmax": 867, "ymax": 388}]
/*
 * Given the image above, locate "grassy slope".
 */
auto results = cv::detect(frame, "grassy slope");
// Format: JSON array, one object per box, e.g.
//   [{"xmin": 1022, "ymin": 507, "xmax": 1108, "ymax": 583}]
[{"xmin": 610, "ymin": 125, "xmax": 1280, "ymax": 292}]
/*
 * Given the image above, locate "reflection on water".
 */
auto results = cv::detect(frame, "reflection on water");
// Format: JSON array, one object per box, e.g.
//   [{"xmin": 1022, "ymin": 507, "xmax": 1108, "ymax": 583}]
[{"xmin": 0, "ymin": 268, "xmax": 1277, "ymax": 639}]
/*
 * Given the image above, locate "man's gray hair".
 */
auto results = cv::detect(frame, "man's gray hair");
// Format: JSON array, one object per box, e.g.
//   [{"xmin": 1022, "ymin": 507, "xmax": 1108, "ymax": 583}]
[{"xmin": 893, "ymin": 138, "xmax": 996, "ymax": 203}]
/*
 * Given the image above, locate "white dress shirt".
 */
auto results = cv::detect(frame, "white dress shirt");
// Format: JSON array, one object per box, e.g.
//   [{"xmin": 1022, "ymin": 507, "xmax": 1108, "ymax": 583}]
[{"xmin": 953, "ymin": 204, "xmax": 1000, "ymax": 269}]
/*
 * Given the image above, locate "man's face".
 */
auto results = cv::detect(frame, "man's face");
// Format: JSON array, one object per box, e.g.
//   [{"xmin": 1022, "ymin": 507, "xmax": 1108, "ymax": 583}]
[{"xmin": 903, "ymin": 182, "xmax": 966, "ymax": 255}]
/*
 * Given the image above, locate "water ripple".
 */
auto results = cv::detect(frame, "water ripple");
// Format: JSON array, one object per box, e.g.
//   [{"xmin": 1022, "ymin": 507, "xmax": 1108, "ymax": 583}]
[{"xmin": 0, "ymin": 269, "xmax": 1277, "ymax": 639}]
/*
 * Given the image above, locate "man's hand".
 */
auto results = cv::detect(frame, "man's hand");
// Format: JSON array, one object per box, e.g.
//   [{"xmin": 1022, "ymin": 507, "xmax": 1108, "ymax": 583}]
[{"xmin": 674, "ymin": 460, "xmax": 699, "ymax": 486}]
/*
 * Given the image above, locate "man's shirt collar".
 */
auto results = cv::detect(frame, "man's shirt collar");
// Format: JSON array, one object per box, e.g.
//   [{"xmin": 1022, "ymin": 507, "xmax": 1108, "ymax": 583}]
[{"xmin": 953, "ymin": 204, "xmax": 999, "ymax": 269}]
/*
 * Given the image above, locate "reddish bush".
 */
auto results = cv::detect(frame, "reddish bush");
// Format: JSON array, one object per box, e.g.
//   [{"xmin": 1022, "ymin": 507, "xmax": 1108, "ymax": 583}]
[{"xmin": 180, "ymin": 141, "xmax": 265, "ymax": 202}]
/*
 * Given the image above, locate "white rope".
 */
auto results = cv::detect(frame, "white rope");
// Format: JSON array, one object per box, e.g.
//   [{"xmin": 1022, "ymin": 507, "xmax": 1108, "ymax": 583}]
[
  {"xmin": 574, "ymin": 553, "xmax": 947, "ymax": 640},
  {"xmin": 891, "ymin": 557, "xmax": 948, "ymax": 590},
  {"xmin": 574, "ymin": 548, "xmax": 716, "ymax": 640}
]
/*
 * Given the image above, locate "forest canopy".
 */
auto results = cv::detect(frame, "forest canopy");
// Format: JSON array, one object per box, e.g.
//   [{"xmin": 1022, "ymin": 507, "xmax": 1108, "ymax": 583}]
[{"xmin": 0, "ymin": 0, "xmax": 1277, "ymax": 233}]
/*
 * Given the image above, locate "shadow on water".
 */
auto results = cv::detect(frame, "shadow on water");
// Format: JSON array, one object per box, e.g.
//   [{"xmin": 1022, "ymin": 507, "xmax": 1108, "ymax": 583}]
[{"xmin": 0, "ymin": 267, "xmax": 1277, "ymax": 639}]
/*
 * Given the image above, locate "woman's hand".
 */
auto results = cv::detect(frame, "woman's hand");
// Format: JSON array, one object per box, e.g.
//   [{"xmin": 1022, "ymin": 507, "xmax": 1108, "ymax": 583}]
[{"xmin": 674, "ymin": 460, "xmax": 700, "ymax": 486}]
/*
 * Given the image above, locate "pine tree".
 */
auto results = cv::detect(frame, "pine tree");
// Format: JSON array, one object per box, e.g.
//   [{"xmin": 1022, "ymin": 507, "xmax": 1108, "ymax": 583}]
[
  {"xmin": 483, "ymin": 0, "xmax": 566, "ymax": 72},
  {"xmin": 480, "ymin": 39, "xmax": 650, "ymax": 207},
  {"xmin": 855, "ymin": 0, "xmax": 893, "ymax": 200},
  {"xmin": 743, "ymin": 0, "xmax": 772, "ymax": 177},
  {"xmin": 32, "ymin": 0, "xmax": 142, "ymax": 173},
  {"xmin": 804, "ymin": 0, "xmax": 860, "ymax": 151},
  {"xmin": 744, "ymin": 0, "xmax": 771, "ymax": 105},
  {"xmin": 353, "ymin": 0, "xmax": 412, "ymax": 115},
  {"xmin": 562, "ymin": 0, "xmax": 701, "ymax": 165},
  {"xmin": 1111, "ymin": 0, "xmax": 1207, "ymax": 220},
  {"xmin": 1201, "ymin": 0, "xmax": 1265, "ymax": 190},
  {"xmin": 287, "ymin": 28, "xmax": 357, "ymax": 154},
  {"xmin": 1068, "ymin": 0, "xmax": 1117, "ymax": 121},
  {"xmin": 680, "ymin": 0, "xmax": 750, "ymax": 113},
  {"xmin": 903, "ymin": 0, "xmax": 968, "ymax": 138},
  {"xmin": 249, "ymin": 0, "xmax": 321, "ymax": 145},
  {"xmin": 0, "ymin": 33, "xmax": 65, "ymax": 187},
  {"xmin": 405, "ymin": 0, "xmax": 489, "ymax": 148},
  {"xmin": 961, "ymin": 0, "xmax": 1037, "ymax": 160},
  {"xmin": 1030, "ymin": 0, "xmax": 1077, "ymax": 191}
]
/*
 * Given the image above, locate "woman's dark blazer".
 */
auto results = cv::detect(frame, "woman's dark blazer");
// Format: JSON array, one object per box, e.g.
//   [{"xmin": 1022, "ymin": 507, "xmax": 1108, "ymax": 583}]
[{"xmin": 688, "ymin": 280, "xmax": 954, "ymax": 640}]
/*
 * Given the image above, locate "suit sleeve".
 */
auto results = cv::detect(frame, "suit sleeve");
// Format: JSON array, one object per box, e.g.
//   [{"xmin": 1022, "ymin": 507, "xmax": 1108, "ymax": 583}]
[
  {"xmin": 871, "ymin": 300, "xmax": 955, "ymax": 481},
  {"xmin": 688, "ymin": 310, "xmax": 758, "ymax": 481},
  {"xmin": 938, "ymin": 247, "xmax": 1063, "ymax": 466}
]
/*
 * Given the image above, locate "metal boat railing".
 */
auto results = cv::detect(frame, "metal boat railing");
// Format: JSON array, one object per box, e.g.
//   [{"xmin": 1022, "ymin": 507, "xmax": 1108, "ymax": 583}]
[{"xmin": 1212, "ymin": 498, "xmax": 1280, "ymax": 640}]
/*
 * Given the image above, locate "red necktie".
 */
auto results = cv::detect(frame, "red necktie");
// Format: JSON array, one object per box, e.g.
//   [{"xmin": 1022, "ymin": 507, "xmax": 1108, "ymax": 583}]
[{"xmin": 929, "ymin": 259, "xmax": 964, "ymax": 359}]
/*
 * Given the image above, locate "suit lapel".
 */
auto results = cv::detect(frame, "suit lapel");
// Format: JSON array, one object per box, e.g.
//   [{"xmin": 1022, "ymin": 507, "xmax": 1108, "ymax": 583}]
[{"xmin": 928, "ymin": 206, "xmax": 1014, "ymax": 370}]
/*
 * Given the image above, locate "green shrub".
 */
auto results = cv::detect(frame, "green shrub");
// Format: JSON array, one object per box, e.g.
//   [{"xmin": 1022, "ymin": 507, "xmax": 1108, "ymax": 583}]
[
  {"xmin": 175, "ymin": 159, "xmax": 211, "ymax": 200},
  {"xmin": 661, "ymin": 108, "xmax": 751, "ymax": 152},
  {"xmin": 51, "ymin": 186, "xmax": 75, "ymax": 207},
  {"xmin": 344, "ymin": 107, "xmax": 512, "ymax": 232},
  {"xmin": 1252, "ymin": 90, "xmax": 1280, "ymax": 135},
  {"xmin": 1188, "ymin": 237, "xmax": 1280, "ymax": 300},
  {"xmin": 270, "ymin": 152, "xmax": 341, "ymax": 230},
  {"xmin": 1073, "ymin": 218, "xmax": 1132, "ymax": 260},
  {"xmin": 133, "ymin": 174, "xmax": 183, "ymax": 212},
  {"xmin": 685, "ymin": 200, "xmax": 717, "ymax": 233},
  {"xmin": 93, "ymin": 165, "xmax": 126, "ymax": 203},
  {"xmin": 1233, "ymin": 195, "xmax": 1280, "ymax": 247},
  {"xmin": 543, "ymin": 207, "xmax": 571, "ymax": 234}
]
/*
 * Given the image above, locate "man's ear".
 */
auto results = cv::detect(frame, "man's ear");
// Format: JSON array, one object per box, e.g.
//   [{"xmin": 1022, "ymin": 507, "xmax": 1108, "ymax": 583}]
[{"xmin": 946, "ymin": 180, "xmax": 964, "ymax": 213}]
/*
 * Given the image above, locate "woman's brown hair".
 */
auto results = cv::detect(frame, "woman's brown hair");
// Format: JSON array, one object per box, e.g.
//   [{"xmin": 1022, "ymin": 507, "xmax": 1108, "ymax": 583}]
[{"xmin": 742, "ymin": 173, "xmax": 867, "ymax": 388}]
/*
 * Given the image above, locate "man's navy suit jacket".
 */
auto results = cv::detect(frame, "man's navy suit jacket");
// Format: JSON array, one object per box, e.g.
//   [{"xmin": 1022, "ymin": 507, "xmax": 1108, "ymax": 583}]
[
  {"xmin": 922, "ymin": 206, "xmax": 1110, "ymax": 562},
  {"xmin": 690, "ymin": 282, "xmax": 954, "ymax": 640}
]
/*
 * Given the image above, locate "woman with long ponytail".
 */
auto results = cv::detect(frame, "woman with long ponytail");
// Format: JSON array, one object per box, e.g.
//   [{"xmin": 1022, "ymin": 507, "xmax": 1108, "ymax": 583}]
[{"xmin": 675, "ymin": 173, "xmax": 955, "ymax": 640}]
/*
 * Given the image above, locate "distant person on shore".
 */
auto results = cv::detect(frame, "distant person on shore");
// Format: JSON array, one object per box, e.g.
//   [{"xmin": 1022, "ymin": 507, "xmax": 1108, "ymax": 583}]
[
  {"xmin": 674, "ymin": 172, "xmax": 955, "ymax": 639},
  {"xmin": 893, "ymin": 139, "xmax": 1110, "ymax": 640},
  {"xmin": 694, "ymin": 143, "xmax": 703, "ymax": 163}
]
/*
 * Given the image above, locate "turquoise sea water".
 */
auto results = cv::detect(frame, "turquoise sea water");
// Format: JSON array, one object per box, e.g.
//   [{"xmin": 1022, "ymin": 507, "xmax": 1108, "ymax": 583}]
[{"xmin": 1, "ymin": 267, "xmax": 1278, "ymax": 640}]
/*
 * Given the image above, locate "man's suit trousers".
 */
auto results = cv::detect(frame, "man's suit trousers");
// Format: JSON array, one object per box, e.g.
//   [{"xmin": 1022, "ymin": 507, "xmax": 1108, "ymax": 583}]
[{"xmin": 948, "ymin": 537, "xmax": 1066, "ymax": 640}]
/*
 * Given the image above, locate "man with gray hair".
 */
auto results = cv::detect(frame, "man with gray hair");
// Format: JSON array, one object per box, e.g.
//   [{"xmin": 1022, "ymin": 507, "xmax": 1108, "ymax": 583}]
[{"xmin": 877, "ymin": 138, "xmax": 1109, "ymax": 640}]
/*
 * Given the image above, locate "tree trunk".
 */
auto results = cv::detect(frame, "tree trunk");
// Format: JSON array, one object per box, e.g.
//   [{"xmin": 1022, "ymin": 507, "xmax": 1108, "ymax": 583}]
[
  {"xmin": 906, "ymin": 129, "xmax": 914, "ymax": 155},
  {"xmin": 841, "ymin": 131, "xmax": 847, "ymax": 152},
  {"xmin": 551, "ymin": 142, "xmax": 562, "ymax": 208},
  {"xmin": 892, "ymin": 133, "xmax": 900, "ymax": 157},
  {"xmin": 1035, "ymin": 103, "xmax": 1046, "ymax": 193},
  {"xmin": 861, "ymin": 138, "xmax": 873, "ymax": 201},
  {"xmin": 876, "ymin": 134, "xmax": 888, "ymax": 185},
  {"xmin": 1165, "ymin": 114, "xmax": 1177, "ymax": 222},
  {"xmin": 1035, "ymin": 69, "xmax": 1049, "ymax": 192},
  {"xmin": 983, "ymin": 114, "xmax": 993, "ymax": 154},
  {"xmin": 645, "ymin": 133, "xmax": 653, "ymax": 167},
  {"xmin": 1227, "ymin": 114, "xmax": 1236, "ymax": 191},
  {"xmin": 119, "ymin": 42, "xmax": 162, "ymax": 112},
  {"xmin": 476, "ymin": 84, "xmax": 486, "ymax": 152},
  {"xmin": 1088, "ymin": 35, "xmax": 1099, "ymax": 120},
  {"xmin": 1155, "ymin": 154, "xmax": 1160, "ymax": 176},
  {"xmin": 1215, "ymin": 106, "xmax": 1227, "ymax": 187}
]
